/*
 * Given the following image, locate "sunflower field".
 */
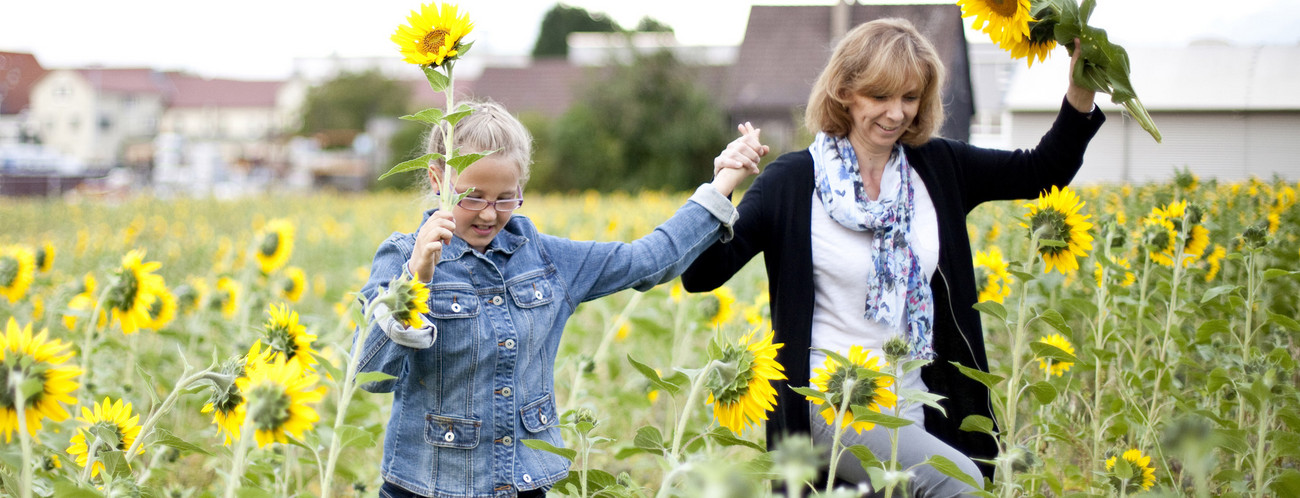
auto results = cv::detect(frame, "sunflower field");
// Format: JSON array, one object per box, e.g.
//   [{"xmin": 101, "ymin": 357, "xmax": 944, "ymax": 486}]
[{"xmin": 0, "ymin": 173, "xmax": 1297, "ymax": 497}]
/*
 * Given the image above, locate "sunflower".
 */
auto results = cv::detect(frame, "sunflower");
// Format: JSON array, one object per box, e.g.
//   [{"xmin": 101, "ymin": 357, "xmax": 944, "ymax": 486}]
[
  {"xmin": 1204, "ymin": 245, "xmax": 1227, "ymax": 282},
  {"xmin": 1021, "ymin": 186, "xmax": 1094, "ymax": 274},
  {"xmin": 0, "ymin": 318, "xmax": 82, "ymax": 442},
  {"xmin": 209, "ymin": 277, "xmax": 240, "ymax": 318},
  {"xmin": 63, "ymin": 273, "xmax": 108, "ymax": 331},
  {"xmin": 1142, "ymin": 216, "xmax": 1179, "ymax": 267},
  {"xmin": 254, "ymin": 219, "xmax": 295, "ymax": 275},
  {"xmin": 392, "ymin": 2, "xmax": 475, "ymax": 67},
  {"xmin": 706, "ymin": 328, "xmax": 786, "ymax": 435},
  {"xmin": 201, "ymin": 344, "xmax": 263, "ymax": 446},
  {"xmin": 1147, "ymin": 201, "xmax": 1209, "ymax": 267},
  {"xmin": 383, "ymin": 276, "xmax": 430, "ymax": 329},
  {"xmin": 706, "ymin": 286, "xmax": 738, "ymax": 329},
  {"xmin": 104, "ymin": 250, "xmax": 167, "ymax": 335},
  {"xmin": 1106, "ymin": 448, "xmax": 1157, "ymax": 492},
  {"xmin": 143, "ymin": 287, "xmax": 178, "ymax": 331},
  {"xmin": 1036, "ymin": 333, "xmax": 1075, "ymax": 377},
  {"xmin": 35, "ymin": 242, "xmax": 55, "ymax": 273},
  {"xmin": 174, "ymin": 280, "xmax": 203, "ymax": 316},
  {"xmin": 260, "ymin": 303, "xmax": 318, "ymax": 371},
  {"xmin": 808, "ymin": 345, "xmax": 897, "ymax": 434},
  {"xmin": 66, "ymin": 397, "xmax": 144, "ymax": 478},
  {"xmin": 234, "ymin": 355, "xmax": 324, "ymax": 448},
  {"xmin": 1093, "ymin": 256, "xmax": 1136, "ymax": 289},
  {"xmin": 278, "ymin": 266, "xmax": 307, "ymax": 303},
  {"xmin": 974, "ymin": 246, "xmax": 1014, "ymax": 303},
  {"xmin": 998, "ymin": 16, "xmax": 1056, "ymax": 67},
  {"xmin": 742, "ymin": 290, "xmax": 771, "ymax": 327},
  {"xmin": 0, "ymin": 244, "xmax": 36, "ymax": 303},
  {"xmin": 957, "ymin": 0, "xmax": 1035, "ymax": 46}
]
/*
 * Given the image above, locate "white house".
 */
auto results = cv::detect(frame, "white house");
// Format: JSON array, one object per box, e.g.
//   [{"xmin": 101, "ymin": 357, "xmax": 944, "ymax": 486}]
[
  {"xmin": 1002, "ymin": 42, "xmax": 1300, "ymax": 183},
  {"xmin": 28, "ymin": 68, "xmax": 169, "ymax": 168}
]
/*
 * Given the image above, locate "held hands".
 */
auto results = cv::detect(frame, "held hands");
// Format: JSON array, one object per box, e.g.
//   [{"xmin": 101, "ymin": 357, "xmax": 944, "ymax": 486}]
[
  {"xmin": 711, "ymin": 122, "xmax": 769, "ymax": 196},
  {"xmin": 409, "ymin": 210, "xmax": 454, "ymax": 283},
  {"xmin": 1066, "ymin": 37, "xmax": 1097, "ymax": 113}
]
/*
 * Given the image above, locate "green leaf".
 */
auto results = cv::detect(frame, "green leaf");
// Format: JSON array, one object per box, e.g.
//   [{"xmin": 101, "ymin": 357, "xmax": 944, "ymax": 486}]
[
  {"xmin": 847, "ymin": 444, "xmax": 882, "ymax": 470},
  {"xmin": 354, "ymin": 371, "xmax": 397, "ymax": 387},
  {"xmin": 1030, "ymin": 340, "xmax": 1078, "ymax": 364},
  {"xmin": 1196, "ymin": 319, "xmax": 1231, "ymax": 343},
  {"xmin": 1270, "ymin": 430, "xmax": 1300, "ymax": 459},
  {"xmin": 1270, "ymin": 469, "xmax": 1300, "ymax": 496},
  {"xmin": 627, "ymin": 355, "xmax": 682, "ymax": 396},
  {"xmin": 583, "ymin": 469, "xmax": 619, "ymax": 491},
  {"xmin": 972, "ymin": 301, "xmax": 1007, "ymax": 322},
  {"xmin": 399, "ymin": 108, "xmax": 446, "ymax": 124},
  {"xmin": 791, "ymin": 386, "xmax": 829, "ymax": 404},
  {"xmin": 926, "ymin": 455, "xmax": 994, "ymax": 497},
  {"xmin": 1268, "ymin": 312, "xmax": 1300, "ymax": 332},
  {"xmin": 959, "ymin": 415, "xmax": 997, "ymax": 436},
  {"xmin": 707, "ymin": 427, "xmax": 766, "ymax": 452},
  {"xmin": 378, "ymin": 153, "xmax": 443, "ymax": 181},
  {"xmin": 1035, "ymin": 308, "xmax": 1073, "ymax": 336},
  {"xmin": 522, "ymin": 438, "xmax": 577, "ymax": 461},
  {"xmin": 1027, "ymin": 381, "xmax": 1059, "ymax": 404},
  {"xmin": 443, "ymin": 103, "xmax": 475, "ymax": 127},
  {"xmin": 335, "ymin": 424, "xmax": 378, "ymax": 449},
  {"xmin": 633, "ymin": 426, "xmax": 665, "ymax": 454},
  {"xmin": 1009, "ymin": 269, "xmax": 1037, "ymax": 283},
  {"xmin": 422, "ymin": 66, "xmax": 450, "ymax": 92},
  {"xmin": 151, "ymin": 427, "xmax": 214, "ymax": 456},
  {"xmin": 1263, "ymin": 268, "xmax": 1297, "ymax": 281},
  {"xmin": 1200, "ymin": 284, "xmax": 1240, "ymax": 304},
  {"xmin": 51, "ymin": 482, "xmax": 102, "ymax": 498},
  {"xmin": 950, "ymin": 361, "xmax": 1005, "ymax": 391},
  {"xmin": 847, "ymin": 406, "xmax": 913, "ymax": 429},
  {"xmin": 447, "ymin": 149, "xmax": 499, "ymax": 174},
  {"xmin": 134, "ymin": 363, "xmax": 163, "ymax": 407},
  {"xmin": 1038, "ymin": 238, "xmax": 1068, "ymax": 248},
  {"xmin": 1061, "ymin": 297, "xmax": 1097, "ymax": 317},
  {"xmin": 98, "ymin": 449, "xmax": 131, "ymax": 479},
  {"xmin": 897, "ymin": 387, "xmax": 947, "ymax": 417}
]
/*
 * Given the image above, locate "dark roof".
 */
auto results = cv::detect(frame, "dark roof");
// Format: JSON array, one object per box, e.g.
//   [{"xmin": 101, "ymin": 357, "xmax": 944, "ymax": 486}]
[
  {"xmin": 0, "ymin": 51, "xmax": 47, "ymax": 114},
  {"xmin": 467, "ymin": 59, "xmax": 597, "ymax": 118},
  {"xmin": 167, "ymin": 75, "xmax": 281, "ymax": 108},
  {"xmin": 730, "ymin": 4, "xmax": 973, "ymax": 140}
]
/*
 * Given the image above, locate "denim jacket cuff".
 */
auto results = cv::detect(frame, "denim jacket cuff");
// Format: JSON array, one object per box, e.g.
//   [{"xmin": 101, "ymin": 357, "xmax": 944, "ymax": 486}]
[
  {"xmin": 373, "ymin": 301, "xmax": 436, "ymax": 349},
  {"xmin": 690, "ymin": 183, "xmax": 738, "ymax": 243}
]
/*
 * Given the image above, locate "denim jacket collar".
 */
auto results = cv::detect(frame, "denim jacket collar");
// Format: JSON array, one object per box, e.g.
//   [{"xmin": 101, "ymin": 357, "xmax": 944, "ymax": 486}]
[{"xmin": 420, "ymin": 208, "xmax": 529, "ymax": 261}]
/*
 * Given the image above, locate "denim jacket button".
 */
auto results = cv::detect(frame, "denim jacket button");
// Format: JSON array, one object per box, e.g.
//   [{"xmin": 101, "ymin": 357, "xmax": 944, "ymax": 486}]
[
  {"xmin": 523, "ymin": 474, "xmax": 533, "ymax": 484},
  {"xmin": 500, "ymin": 386, "xmax": 512, "ymax": 397},
  {"xmin": 539, "ymin": 413, "xmax": 549, "ymax": 424},
  {"xmin": 503, "ymin": 339, "xmax": 516, "ymax": 349},
  {"xmin": 443, "ymin": 431, "xmax": 455, "ymax": 442},
  {"xmin": 491, "ymin": 295, "xmax": 504, "ymax": 305},
  {"xmin": 502, "ymin": 435, "xmax": 513, "ymax": 446},
  {"xmin": 451, "ymin": 302, "xmax": 462, "ymax": 313},
  {"xmin": 534, "ymin": 290, "xmax": 544, "ymax": 300}
]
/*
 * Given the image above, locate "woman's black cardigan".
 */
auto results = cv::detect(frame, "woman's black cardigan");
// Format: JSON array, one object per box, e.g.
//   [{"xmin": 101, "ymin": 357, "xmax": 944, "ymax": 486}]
[{"xmin": 682, "ymin": 99, "xmax": 1104, "ymax": 477}]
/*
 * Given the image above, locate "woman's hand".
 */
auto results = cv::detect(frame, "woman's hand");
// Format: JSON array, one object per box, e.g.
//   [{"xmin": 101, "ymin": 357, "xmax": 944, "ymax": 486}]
[
  {"xmin": 409, "ymin": 210, "xmax": 454, "ymax": 283},
  {"xmin": 711, "ymin": 122, "xmax": 769, "ymax": 196},
  {"xmin": 1066, "ymin": 38, "xmax": 1097, "ymax": 113}
]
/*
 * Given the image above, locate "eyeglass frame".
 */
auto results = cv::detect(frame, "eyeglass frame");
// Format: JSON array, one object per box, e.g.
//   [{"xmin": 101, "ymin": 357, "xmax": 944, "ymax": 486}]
[{"xmin": 439, "ymin": 188, "xmax": 525, "ymax": 212}]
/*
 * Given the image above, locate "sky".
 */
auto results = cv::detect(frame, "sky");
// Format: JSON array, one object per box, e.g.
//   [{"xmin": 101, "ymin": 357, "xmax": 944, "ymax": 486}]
[{"xmin": 2, "ymin": 0, "xmax": 1297, "ymax": 81}]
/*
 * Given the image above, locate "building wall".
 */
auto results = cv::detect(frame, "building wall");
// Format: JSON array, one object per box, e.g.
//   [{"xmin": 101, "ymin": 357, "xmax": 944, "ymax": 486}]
[
  {"xmin": 1007, "ymin": 110, "xmax": 1300, "ymax": 184},
  {"xmin": 29, "ymin": 71, "xmax": 97, "ymax": 164}
]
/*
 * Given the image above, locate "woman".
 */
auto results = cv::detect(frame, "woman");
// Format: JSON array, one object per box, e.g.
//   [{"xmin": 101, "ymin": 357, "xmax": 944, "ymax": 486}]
[{"xmin": 683, "ymin": 18, "xmax": 1103, "ymax": 495}]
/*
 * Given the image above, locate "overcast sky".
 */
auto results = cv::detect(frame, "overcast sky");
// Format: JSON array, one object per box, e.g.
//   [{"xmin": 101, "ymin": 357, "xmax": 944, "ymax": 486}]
[{"xmin": 2, "ymin": 0, "xmax": 1296, "ymax": 80}]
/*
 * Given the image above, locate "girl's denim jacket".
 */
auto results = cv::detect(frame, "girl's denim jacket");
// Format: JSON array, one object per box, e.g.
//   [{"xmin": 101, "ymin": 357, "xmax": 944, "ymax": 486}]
[{"xmin": 355, "ymin": 185, "xmax": 736, "ymax": 497}]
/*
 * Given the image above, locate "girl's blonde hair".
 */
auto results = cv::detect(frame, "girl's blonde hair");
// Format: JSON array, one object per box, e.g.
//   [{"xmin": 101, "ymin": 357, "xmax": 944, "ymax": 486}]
[
  {"xmin": 804, "ymin": 18, "xmax": 947, "ymax": 146},
  {"xmin": 425, "ymin": 100, "xmax": 533, "ymax": 187}
]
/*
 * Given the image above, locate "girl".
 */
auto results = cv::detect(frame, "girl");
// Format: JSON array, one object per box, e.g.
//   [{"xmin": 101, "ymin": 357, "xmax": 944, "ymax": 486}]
[{"xmin": 354, "ymin": 100, "xmax": 768, "ymax": 498}]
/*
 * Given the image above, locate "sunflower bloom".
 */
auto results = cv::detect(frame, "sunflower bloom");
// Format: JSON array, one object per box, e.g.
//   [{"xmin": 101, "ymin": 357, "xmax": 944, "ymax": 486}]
[
  {"xmin": 66, "ymin": 397, "xmax": 144, "ymax": 478},
  {"xmin": 279, "ymin": 266, "xmax": 307, "ymax": 303},
  {"xmin": 254, "ymin": 219, "xmax": 295, "ymax": 275},
  {"xmin": 260, "ymin": 303, "xmax": 319, "ymax": 371},
  {"xmin": 143, "ymin": 287, "xmax": 178, "ymax": 331},
  {"xmin": 1036, "ymin": 333, "xmax": 1075, "ymax": 377},
  {"xmin": 104, "ymin": 250, "xmax": 167, "ymax": 335},
  {"xmin": 998, "ymin": 16, "xmax": 1056, "ymax": 67},
  {"xmin": 1204, "ymin": 245, "xmax": 1227, "ymax": 282},
  {"xmin": 956, "ymin": 0, "xmax": 1035, "ymax": 45},
  {"xmin": 1093, "ymin": 256, "xmax": 1136, "ymax": 289},
  {"xmin": 392, "ymin": 2, "xmax": 474, "ymax": 67},
  {"xmin": 63, "ymin": 273, "xmax": 108, "ymax": 331},
  {"xmin": 706, "ymin": 328, "xmax": 786, "ymax": 435},
  {"xmin": 0, "ymin": 318, "xmax": 82, "ymax": 442},
  {"xmin": 808, "ymin": 345, "xmax": 898, "ymax": 434},
  {"xmin": 1021, "ymin": 186, "xmax": 1094, "ymax": 274},
  {"xmin": 234, "ymin": 355, "xmax": 325, "ymax": 448},
  {"xmin": 707, "ymin": 286, "xmax": 737, "ymax": 329},
  {"xmin": 201, "ymin": 344, "xmax": 263, "ymax": 446},
  {"xmin": 1142, "ymin": 216, "xmax": 1179, "ymax": 267},
  {"xmin": 974, "ymin": 246, "xmax": 1014, "ymax": 303},
  {"xmin": 1106, "ymin": 448, "xmax": 1157, "ymax": 492},
  {"xmin": 1147, "ymin": 201, "xmax": 1208, "ymax": 267},
  {"xmin": 210, "ymin": 277, "xmax": 240, "ymax": 318},
  {"xmin": 35, "ymin": 242, "xmax": 55, "ymax": 273},
  {"xmin": 0, "ymin": 244, "xmax": 36, "ymax": 303},
  {"xmin": 382, "ymin": 276, "xmax": 430, "ymax": 329}
]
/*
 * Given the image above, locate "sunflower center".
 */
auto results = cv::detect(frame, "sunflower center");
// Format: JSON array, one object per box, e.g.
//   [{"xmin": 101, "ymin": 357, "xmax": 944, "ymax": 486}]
[
  {"xmin": 106, "ymin": 268, "xmax": 140, "ymax": 312},
  {"xmin": 707, "ymin": 345, "xmax": 756, "ymax": 405},
  {"xmin": 148, "ymin": 298, "xmax": 165, "ymax": 319},
  {"xmin": 248, "ymin": 383, "xmax": 293, "ymax": 432},
  {"xmin": 1030, "ymin": 209, "xmax": 1073, "ymax": 255},
  {"xmin": 421, "ymin": 29, "xmax": 451, "ymax": 54},
  {"xmin": 988, "ymin": 0, "xmax": 1020, "ymax": 17},
  {"xmin": 0, "ymin": 256, "xmax": 16, "ymax": 287},
  {"xmin": 34, "ymin": 248, "xmax": 49, "ymax": 271},
  {"xmin": 260, "ymin": 232, "xmax": 280, "ymax": 257},
  {"xmin": 825, "ymin": 365, "xmax": 882, "ymax": 410}
]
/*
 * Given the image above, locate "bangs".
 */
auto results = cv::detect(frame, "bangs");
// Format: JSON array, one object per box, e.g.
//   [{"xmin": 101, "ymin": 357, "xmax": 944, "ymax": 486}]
[{"xmin": 848, "ymin": 39, "xmax": 931, "ymax": 98}]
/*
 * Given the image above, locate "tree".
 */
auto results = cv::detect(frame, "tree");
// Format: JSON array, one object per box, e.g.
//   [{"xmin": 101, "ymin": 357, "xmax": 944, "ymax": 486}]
[
  {"xmin": 635, "ymin": 16, "xmax": 674, "ymax": 33},
  {"xmin": 297, "ymin": 70, "xmax": 411, "ymax": 138},
  {"xmin": 531, "ymin": 4, "xmax": 622, "ymax": 58},
  {"xmin": 540, "ymin": 50, "xmax": 729, "ymax": 192}
]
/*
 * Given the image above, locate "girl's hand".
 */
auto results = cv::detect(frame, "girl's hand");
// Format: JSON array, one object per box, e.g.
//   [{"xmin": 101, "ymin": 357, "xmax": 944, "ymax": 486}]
[
  {"xmin": 409, "ymin": 210, "xmax": 454, "ymax": 282},
  {"xmin": 711, "ymin": 122, "xmax": 769, "ymax": 196}
]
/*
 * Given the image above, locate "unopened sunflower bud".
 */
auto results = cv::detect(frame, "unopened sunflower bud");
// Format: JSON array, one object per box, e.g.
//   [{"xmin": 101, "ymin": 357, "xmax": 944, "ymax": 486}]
[
  {"xmin": 1242, "ymin": 223, "xmax": 1269, "ymax": 249},
  {"xmin": 883, "ymin": 336, "xmax": 910, "ymax": 363}
]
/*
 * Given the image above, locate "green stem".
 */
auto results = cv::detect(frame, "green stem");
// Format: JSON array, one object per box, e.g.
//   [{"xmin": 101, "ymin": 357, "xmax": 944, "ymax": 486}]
[
  {"xmin": 322, "ymin": 297, "xmax": 381, "ymax": 498},
  {"xmin": 439, "ymin": 65, "xmax": 457, "ymax": 213},
  {"xmin": 1252, "ymin": 400, "xmax": 1272, "ymax": 498},
  {"xmin": 124, "ymin": 367, "xmax": 216, "ymax": 463},
  {"xmin": 225, "ymin": 412, "xmax": 257, "ymax": 498},
  {"xmin": 11, "ymin": 372, "xmax": 33, "ymax": 498},
  {"xmin": 80, "ymin": 287, "xmax": 110, "ymax": 402},
  {"xmin": 999, "ymin": 231, "xmax": 1041, "ymax": 498},
  {"xmin": 824, "ymin": 378, "xmax": 855, "ymax": 492},
  {"xmin": 79, "ymin": 435, "xmax": 104, "ymax": 484},
  {"xmin": 670, "ymin": 360, "xmax": 720, "ymax": 461},
  {"xmin": 1091, "ymin": 264, "xmax": 1111, "ymax": 490},
  {"xmin": 566, "ymin": 292, "xmax": 642, "ymax": 410}
]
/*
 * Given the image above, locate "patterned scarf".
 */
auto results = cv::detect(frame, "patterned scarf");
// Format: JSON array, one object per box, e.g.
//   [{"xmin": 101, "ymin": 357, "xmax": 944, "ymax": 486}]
[{"xmin": 810, "ymin": 133, "xmax": 934, "ymax": 360}]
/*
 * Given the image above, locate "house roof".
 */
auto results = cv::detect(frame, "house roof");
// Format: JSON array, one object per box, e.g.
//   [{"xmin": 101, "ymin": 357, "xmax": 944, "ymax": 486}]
[
  {"xmin": 1004, "ymin": 44, "xmax": 1300, "ymax": 111},
  {"xmin": 730, "ymin": 4, "xmax": 973, "ymax": 138},
  {"xmin": 467, "ymin": 59, "xmax": 603, "ymax": 118},
  {"xmin": 167, "ymin": 75, "xmax": 281, "ymax": 108},
  {"xmin": 0, "ymin": 51, "xmax": 47, "ymax": 114},
  {"xmin": 73, "ymin": 67, "xmax": 173, "ymax": 95}
]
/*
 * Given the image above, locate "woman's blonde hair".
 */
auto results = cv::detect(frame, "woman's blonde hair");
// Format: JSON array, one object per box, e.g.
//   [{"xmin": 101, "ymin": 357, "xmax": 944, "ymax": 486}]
[
  {"xmin": 804, "ymin": 18, "xmax": 946, "ymax": 146},
  {"xmin": 425, "ymin": 100, "xmax": 533, "ymax": 187}
]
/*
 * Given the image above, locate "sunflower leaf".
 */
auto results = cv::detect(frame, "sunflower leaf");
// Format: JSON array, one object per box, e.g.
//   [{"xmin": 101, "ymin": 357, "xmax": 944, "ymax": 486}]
[
  {"xmin": 1196, "ymin": 319, "xmax": 1232, "ymax": 343},
  {"xmin": 1264, "ymin": 268, "xmax": 1298, "ymax": 281},
  {"xmin": 959, "ymin": 415, "xmax": 997, "ymax": 436},
  {"xmin": 134, "ymin": 363, "xmax": 163, "ymax": 407},
  {"xmin": 1268, "ymin": 312, "xmax": 1300, "ymax": 332},
  {"xmin": 150, "ymin": 427, "xmax": 214, "ymax": 456},
  {"xmin": 1200, "ymin": 284, "xmax": 1240, "ymax": 304},
  {"xmin": 708, "ymin": 427, "xmax": 765, "ymax": 452},
  {"xmin": 1034, "ymin": 308, "xmax": 1072, "ymax": 336},
  {"xmin": 422, "ymin": 65, "xmax": 451, "ymax": 92},
  {"xmin": 790, "ymin": 386, "xmax": 829, "ymax": 404},
  {"xmin": 847, "ymin": 407, "xmax": 912, "ymax": 429},
  {"xmin": 627, "ymin": 355, "xmax": 683, "ymax": 396},
  {"xmin": 847, "ymin": 444, "xmax": 882, "ymax": 470},
  {"xmin": 99, "ymin": 449, "xmax": 131, "ymax": 479},
  {"xmin": 1270, "ymin": 469, "xmax": 1300, "ymax": 497},
  {"xmin": 379, "ymin": 153, "xmax": 443, "ymax": 182},
  {"xmin": 972, "ymin": 301, "xmax": 1007, "ymax": 322},
  {"xmin": 335, "ymin": 424, "xmax": 378, "ymax": 450},
  {"xmin": 898, "ymin": 387, "xmax": 946, "ymax": 416},
  {"xmin": 354, "ymin": 371, "xmax": 397, "ymax": 387},
  {"xmin": 633, "ymin": 426, "xmax": 665, "ymax": 454},
  {"xmin": 447, "ymin": 148, "xmax": 499, "ymax": 174},
  {"xmin": 443, "ymin": 103, "xmax": 476, "ymax": 127},
  {"xmin": 925, "ymin": 455, "xmax": 993, "ymax": 497},
  {"xmin": 1030, "ymin": 340, "xmax": 1077, "ymax": 364},
  {"xmin": 456, "ymin": 41, "xmax": 476, "ymax": 58},
  {"xmin": 1027, "ymin": 381, "xmax": 1059, "ymax": 404},
  {"xmin": 399, "ymin": 108, "xmax": 446, "ymax": 124},
  {"xmin": 950, "ymin": 361, "xmax": 1004, "ymax": 392},
  {"xmin": 522, "ymin": 438, "xmax": 577, "ymax": 461}
]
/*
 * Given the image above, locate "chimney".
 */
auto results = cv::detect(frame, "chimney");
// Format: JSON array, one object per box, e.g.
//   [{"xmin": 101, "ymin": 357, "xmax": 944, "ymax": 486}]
[{"xmin": 831, "ymin": 0, "xmax": 852, "ymax": 42}]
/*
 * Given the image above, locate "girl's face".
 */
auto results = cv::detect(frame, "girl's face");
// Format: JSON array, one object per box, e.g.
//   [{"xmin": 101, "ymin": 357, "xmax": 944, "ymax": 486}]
[{"xmin": 441, "ymin": 156, "xmax": 522, "ymax": 253}]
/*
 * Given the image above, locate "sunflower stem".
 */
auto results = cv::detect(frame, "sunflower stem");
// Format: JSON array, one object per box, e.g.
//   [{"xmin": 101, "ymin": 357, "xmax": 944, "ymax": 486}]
[
  {"xmin": 1143, "ymin": 212, "xmax": 1188, "ymax": 484},
  {"xmin": 1090, "ymin": 256, "xmax": 1112, "ymax": 491},
  {"xmin": 10, "ymin": 371, "xmax": 33, "ymax": 498},
  {"xmin": 79, "ymin": 286, "xmax": 110, "ymax": 403},
  {"xmin": 79, "ymin": 432, "xmax": 104, "ymax": 484},
  {"xmin": 225, "ymin": 410, "xmax": 257, "ymax": 498},
  {"xmin": 670, "ymin": 359, "xmax": 720, "ymax": 461},
  {"xmin": 998, "ymin": 230, "xmax": 1042, "ymax": 498},
  {"xmin": 321, "ymin": 299, "xmax": 377, "ymax": 498},
  {"xmin": 438, "ymin": 64, "xmax": 457, "ymax": 213},
  {"xmin": 566, "ymin": 292, "xmax": 642, "ymax": 410},
  {"xmin": 1252, "ymin": 398, "xmax": 1273, "ymax": 498},
  {"xmin": 824, "ymin": 377, "xmax": 855, "ymax": 492},
  {"xmin": 124, "ymin": 366, "xmax": 213, "ymax": 464}
]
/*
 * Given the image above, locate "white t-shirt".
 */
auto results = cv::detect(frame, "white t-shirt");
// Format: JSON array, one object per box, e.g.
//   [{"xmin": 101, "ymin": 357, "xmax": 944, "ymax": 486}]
[{"xmin": 808, "ymin": 162, "xmax": 939, "ymax": 422}]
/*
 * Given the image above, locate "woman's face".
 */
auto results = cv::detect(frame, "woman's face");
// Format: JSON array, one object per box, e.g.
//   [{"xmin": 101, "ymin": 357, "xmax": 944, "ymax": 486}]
[
  {"xmin": 845, "ymin": 81, "xmax": 921, "ymax": 155},
  {"xmin": 438, "ymin": 155, "xmax": 523, "ymax": 253}
]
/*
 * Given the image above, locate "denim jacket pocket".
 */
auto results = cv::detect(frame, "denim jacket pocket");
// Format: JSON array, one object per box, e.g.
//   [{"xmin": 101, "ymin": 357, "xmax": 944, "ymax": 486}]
[
  {"xmin": 427, "ymin": 287, "xmax": 480, "ymax": 318},
  {"xmin": 508, "ymin": 275, "xmax": 555, "ymax": 309},
  {"xmin": 520, "ymin": 392, "xmax": 559, "ymax": 433},
  {"xmin": 425, "ymin": 413, "xmax": 481, "ymax": 449}
]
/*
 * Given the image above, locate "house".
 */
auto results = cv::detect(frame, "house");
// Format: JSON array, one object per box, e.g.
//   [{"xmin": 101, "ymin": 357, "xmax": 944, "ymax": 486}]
[
  {"xmin": 0, "ymin": 51, "xmax": 47, "ymax": 142},
  {"xmin": 1003, "ymin": 43, "xmax": 1300, "ymax": 183},
  {"xmin": 28, "ymin": 68, "xmax": 170, "ymax": 169}
]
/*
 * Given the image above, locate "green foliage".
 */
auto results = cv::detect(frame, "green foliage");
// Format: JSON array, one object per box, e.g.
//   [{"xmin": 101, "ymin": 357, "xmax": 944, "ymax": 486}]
[
  {"xmin": 374, "ymin": 121, "xmax": 429, "ymax": 191},
  {"xmin": 541, "ymin": 50, "xmax": 729, "ymax": 192},
  {"xmin": 531, "ymin": 4, "xmax": 622, "ymax": 58},
  {"xmin": 297, "ymin": 70, "xmax": 412, "ymax": 137}
]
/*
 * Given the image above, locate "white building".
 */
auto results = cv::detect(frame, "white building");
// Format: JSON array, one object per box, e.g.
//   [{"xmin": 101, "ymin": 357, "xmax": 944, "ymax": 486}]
[{"xmin": 28, "ymin": 68, "xmax": 168, "ymax": 168}]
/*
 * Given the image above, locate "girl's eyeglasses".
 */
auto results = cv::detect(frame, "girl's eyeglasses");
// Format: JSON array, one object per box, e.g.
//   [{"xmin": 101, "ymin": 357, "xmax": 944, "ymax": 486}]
[{"xmin": 457, "ymin": 196, "xmax": 523, "ymax": 212}]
